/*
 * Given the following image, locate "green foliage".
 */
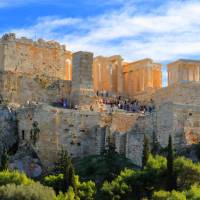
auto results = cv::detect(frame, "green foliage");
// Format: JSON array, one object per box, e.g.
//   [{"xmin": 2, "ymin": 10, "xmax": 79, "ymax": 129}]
[
  {"xmin": 101, "ymin": 169, "xmax": 135, "ymax": 200},
  {"xmin": 153, "ymin": 190, "xmax": 186, "ymax": 200},
  {"xmin": 101, "ymin": 155, "xmax": 168, "ymax": 200},
  {"xmin": 142, "ymin": 135, "xmax": 150, "ymax": 169},
  {"xmin": 0, "ymin": 182, "xmax": 56, "ymax": 200},
  {"xmin": 0, "ymin": 170, "xmax": 33, "ymax": 186},
  {"xmin": 185, "ymin": 184, "xmax": 200, "ymax": 199},
  {"xmin": 174, "ymin": 157, "xmax": 200, "ymax": 190},
  {"xmin": 145, "ymin": 154, "xmax": 167, "ymax": 171},
  {"xmin": 43, "ymin": 174, "xmax": 96, "ymax": 200},
  {"xmin": 43, "ymin": 174, "xmax": 64, "ymax": 193},
  {"xmin": 167, "ymin": 135, "xmax": 176, "ymax": 191},
  {"xmin": 1, "ymin": 150, "xmax": 9, "ymax": 170},
  {"xmin": 74, "ymin": 154, "xmax": 136, "ymax": 188},
  {"xmin": 76, "ymin": 176, "xmax": 96, "ymax": 200},
  {"xmin": 154, "ymin": 184, "xmax": 200, "ymax": 200},
  {"xmin": 55, "ymin": 150, "xmax": 77, "ymax": 194},
  {"xmin": 56, "ymin": 187, "xmax": 77, "ymax": 200}
]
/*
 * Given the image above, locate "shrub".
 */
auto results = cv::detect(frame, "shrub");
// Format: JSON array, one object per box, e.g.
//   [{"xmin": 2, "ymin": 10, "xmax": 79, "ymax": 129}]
[
  {"xmin": 153, "ymin": 190, "xmax": 186, "ymax": 200},
  {"xmin": 0, "ymin": 170, "xmax": 33, "ymax": 186},
  {"xmin": 0, "ymin": 182, "xmax": 56, "ymax": 200},
  {"xmin": 174, "ymin": 157, "xmax": 200, "ymax": 190},
  {"xmin": 56, "ymin": 187, "xmax": 76, "ymax": 200},
  {"xmin": 43, "ymin": 174, "xmax": 96, "ymax": 200},
  {"xmin": 185, "ymin": 184, "xmax": 200, "ymax": 199},
  {"xmin": 101, "ymin": 169, "xmax": 135, "ymax": 200},
  {"xmin": 43, "ymin": 174, "xmax": 64, "ymax": 193}
]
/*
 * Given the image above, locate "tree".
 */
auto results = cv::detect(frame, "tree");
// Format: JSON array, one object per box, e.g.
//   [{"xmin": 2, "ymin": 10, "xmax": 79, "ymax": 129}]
[
  {"xmin": 166, "ymin": 135, "xmax": 176, "ymax": 191},
  {"xmin": 153, "ymin": 190, "xmax": 186, "ymax": 200},
  {"xmin": 174, "ymin": 157, "xmax": 200, "ymax": 190},
  {"xmin": 55, "ymin": 150, "xmax": 77, "ymax": 195},
  {"xmin": 43, "ymin": 174, "xmax": 96, "ymax": 200},
  {"xmin": 142, "ymin": 134, "xmax": 150, "ymax": 169},
  {"xmin": 1, "ymin": 150, "xmax": 9, "ymax": 170}
]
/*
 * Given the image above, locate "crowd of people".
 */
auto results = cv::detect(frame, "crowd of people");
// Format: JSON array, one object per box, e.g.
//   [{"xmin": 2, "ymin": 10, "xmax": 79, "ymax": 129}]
[
  {"xmin": 52, "ymin": 92, "xmax": 156, "ymax": 114},
  {"xmin": 98, "ymin": 96, "xmax": 155, "ymax": 114}
]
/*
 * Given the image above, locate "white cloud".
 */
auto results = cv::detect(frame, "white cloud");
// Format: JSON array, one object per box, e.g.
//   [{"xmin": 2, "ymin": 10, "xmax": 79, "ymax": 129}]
[{"xmin": 2, "ymin": 0, "xmax": 200, "ymax": 63}]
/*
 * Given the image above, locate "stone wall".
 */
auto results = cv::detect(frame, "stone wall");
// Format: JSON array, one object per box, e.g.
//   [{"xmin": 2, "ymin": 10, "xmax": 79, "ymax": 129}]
[
  {"xmin": 154, "ymin": 102, "xmax": 200, "ymax": 148},
  {"xmin": 168, "ymin": 59, "xmax": 200, "ymax": 86},
  {"xmin": 0, "ymin": 33, "xmax": 71, "ymax": 80},
  {"xmin": 0, "ymin": 71, "xmax": 71, "ymax": 105},
  {"xmin": 123, "ymin": 58, "xmax": 162, "ymax": 98},
  {"xmin": 17, "ymin": 106, "xmax": 147, "ymax": 167},
  {"xmin": 16, "ymin": 100, "xmax": 200, "ymax": 168},
  {"xmin": 71, "ymin": 51, "xmax": 95, "ymax": 108},
  {"xmin": 153, "ymin": 82, "xmax": 200, "ymax": 106},
  {"xmin": 17, "ymin": 105, "xmax": 101, "ymax": 168},
  {"xmin": 93, "ymin": 55, "xmax": 123, "ymax": 95}
]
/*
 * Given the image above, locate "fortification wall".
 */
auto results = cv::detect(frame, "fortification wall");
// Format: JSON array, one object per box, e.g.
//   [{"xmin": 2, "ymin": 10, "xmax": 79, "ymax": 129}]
[
  {"xmin": 0, "ymin": 33, "xmax": 69, "ymax": 80},
  {"xmin": 17, "ymin": 107, "xmax": 146, "ymax": 167},
  {"xmin": 16, "ymin": 101, "xmax": 200, "ymax": 169},
  {"xmin": 154, "ymin": 102, "xmax": 200, "ymax": 149},
  {"xmin": 0, "ymin": 71, "xmax": 71, "ymax": 105},
  {"xmin": 153, "ymin": 82, "xmax": 200, "ymax": 106}
]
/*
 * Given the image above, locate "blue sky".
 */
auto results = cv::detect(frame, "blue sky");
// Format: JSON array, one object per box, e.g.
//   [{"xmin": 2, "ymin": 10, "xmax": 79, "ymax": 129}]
[{"xmin": 1, "ymin": 0, "xmax": 200, "ymax": 86}]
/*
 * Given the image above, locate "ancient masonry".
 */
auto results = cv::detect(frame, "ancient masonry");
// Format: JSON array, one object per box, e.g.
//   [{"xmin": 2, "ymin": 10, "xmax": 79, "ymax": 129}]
[{"xmin": 0, "ymin": 33, "xmax": 200, "ymax": 175}]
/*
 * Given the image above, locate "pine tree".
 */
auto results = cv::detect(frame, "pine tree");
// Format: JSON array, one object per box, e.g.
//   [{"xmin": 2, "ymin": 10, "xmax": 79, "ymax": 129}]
[
  {"xmin": 56, "ymin": 150, "xmax": 77, "ymax": 194},
  {"xmin": 1, "ymin": 150, "xmax": 9, "ymax": 170},
  {"xmin": 142, "ymin": 134, "xmax": 150, "ymax": 169},
  {"xmin": 167, "ymin": 135, "xmax": 177, "ymax": 191},
  {"xmin": 68, "ymin": 164, "xmax": 78, "ymax": 195}
]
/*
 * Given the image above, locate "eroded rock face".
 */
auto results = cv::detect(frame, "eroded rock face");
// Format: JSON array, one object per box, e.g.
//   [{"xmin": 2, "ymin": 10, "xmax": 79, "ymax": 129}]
[
  {"xmin": 10, "ymin": 143, "xmax": 42, "ymax": 178},
  {"xmin": 0, "ymin": 105, "xmax": 18, "ymax": 161}
]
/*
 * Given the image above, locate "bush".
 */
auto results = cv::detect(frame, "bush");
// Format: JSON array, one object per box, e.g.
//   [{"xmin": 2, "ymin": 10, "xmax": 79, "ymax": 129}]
[
  {"xmin": 101, "ymin": 169, "xmax": 135, "ymax": 200},
  {"xmin": 43, "ymin": 174, "xmax": 64, "ymax": 193},
  {"xmin": 153, "ymin": 190, "xmax": 186, "ymax": 200},
  {"xmin": 0, "ymin": 182, "xmax": 56, "ymax": 200},
  {"xmin": 185, "ymin": 184, "xmax": 200, "ymax": 199},
  {"xmin": 56, "ymin": 187, "xmax": 76, "ymax": 200},
  {"xmin": 43, "ymin": 174, "xmax": 96, "ymax": 200},
  {"xmin": 0, "ymin": 170, "xmax": 33, "ymax": 186},
  {"xmin": 174, "ymin": 157, "xmax": 200, "ymax": 190}
]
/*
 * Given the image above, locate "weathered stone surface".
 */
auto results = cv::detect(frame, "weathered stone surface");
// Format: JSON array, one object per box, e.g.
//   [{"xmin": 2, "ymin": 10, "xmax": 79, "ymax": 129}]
[
  {"xmin": 71, "ymin": 51, "xmax": 95, "ymax": 109},
  {"xmin": 0, "ymin": 71, "xmax": 71, "ymax": 105},
  {"xmin": 153, "ymin": 82, "xmax": 200, "ymax": 107},
  {"xmin": 2, "ymin": 33, "xmax": 200, "ymax": 170},
  {"xmin": 0, "ymin": 105, "xmax": 18, "ymax": 164},
  {"xmin": 0, "ymin": 33, "xmax": 72, "ymax": 80},
  {"xmin": 93, "ymin": 55, "xmax": 123, "ymax": 95},
  {"xmin": 123, "ymin": 58, "xmax": 162, "ymax": 98},
  {"xmin": 168, "ymin": 59, "xmax": 200, "ymax": 86}
]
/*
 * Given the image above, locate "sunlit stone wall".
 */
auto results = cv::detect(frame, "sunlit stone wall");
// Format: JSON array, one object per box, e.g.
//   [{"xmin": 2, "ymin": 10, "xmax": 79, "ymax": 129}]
[
  {"xmin": 123, "ymin": 58, "xmax": 162, "ymax": 98},
  {"xmin": 0, "ymin": 33, "xmax": 72, "ymax": 80},
  {"xmin": 93, "ymin": 55, "xmax": 123, "ymax": 95},
  {"xmin": 168, "ymin": 59, "xmax": 200, "ymax": 85}
]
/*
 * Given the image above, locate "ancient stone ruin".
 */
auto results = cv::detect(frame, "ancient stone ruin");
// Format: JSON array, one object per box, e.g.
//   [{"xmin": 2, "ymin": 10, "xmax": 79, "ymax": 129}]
[{"xmin": 0, "ymin": 33, "xmax": 200, "ymax": 176}]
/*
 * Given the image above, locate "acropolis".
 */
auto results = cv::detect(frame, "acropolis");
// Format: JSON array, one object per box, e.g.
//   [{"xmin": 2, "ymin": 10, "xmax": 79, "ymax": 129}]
[{"xmin": 0, "ymin": 33, "xmax": 200, "ymax": 175}]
